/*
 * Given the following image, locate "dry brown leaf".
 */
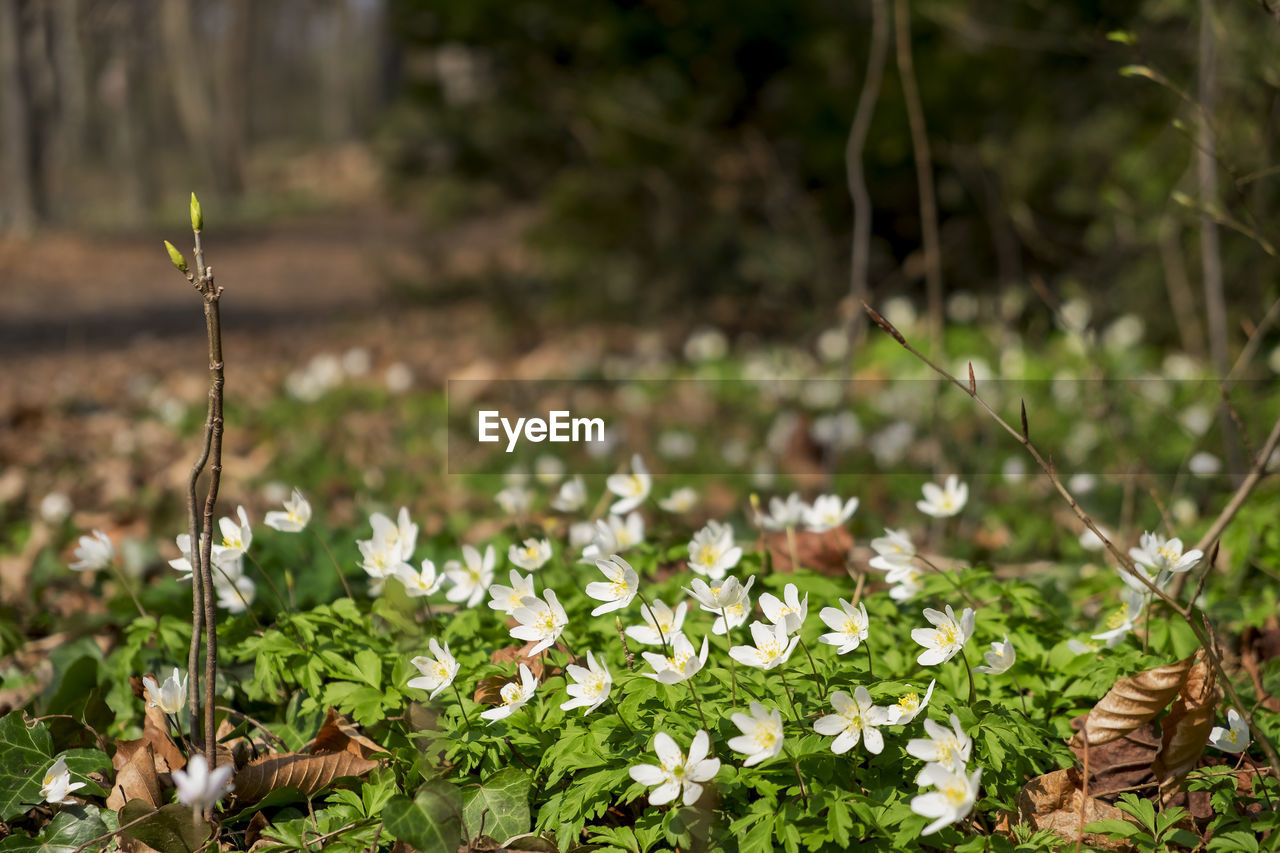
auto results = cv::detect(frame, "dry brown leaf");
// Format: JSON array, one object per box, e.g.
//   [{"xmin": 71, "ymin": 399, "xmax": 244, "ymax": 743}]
[
  {"xmin": 1154, "ymin": 659, "xmax": 1219, "ymax": 802},
  {"xmin": 478, "ymin": 642, "xmax": 555, "ymax": 702},
  {"xmin": 1070, "ymin": 655, "xmax": 1194, "ymax": 747},
  {"xmin": 1017, "ymin": 768, "xmax": 1134, "ymax": 851},
  {"xmin": 232, "ymin": 751, "xmax": 379, "ymax": 803},
  {"xmin": 107, "ymin": 742, "xmax": 163, "ymax": 813},
  {"xmin": 308, "ymin": 708, "xmax": 385, "ymax": 759},
  {"xmin": 244, "ymin": 811, "xmax": 270, "ymax": 849},
  {"xmin": 1068, "ymin": 719, "xmax": 1159, "ymax": 800},
  {"xmin": 762, "ymin": 527, "xmax": 854, "ymax": 575}
]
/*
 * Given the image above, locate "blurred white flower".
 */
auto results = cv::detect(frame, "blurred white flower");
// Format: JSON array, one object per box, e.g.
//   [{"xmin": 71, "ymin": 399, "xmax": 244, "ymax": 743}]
[
  {"xmin": 803, "ymin": 494, "xmax": 859, "ymax": 533},
  {"xmin": 1067, "ymin": 473, "xmax": 1096, "ymax": 495},
  {"xmin": 551, "ymin": 476, "xmax": 587, "ymax": 513},
  {"xmin": 1189, "ymin": 452, "xmax": 1221, "ymax": 478},
  {"xmin": 814, "ymin": 686, "xmax": 888, "ymax": 755},
  {"xmin": 1092, "ymin": 588, "xmax": 1145, "ymax": 647},
  {"xmin": 496, "ymin": 486, "xmax": 533, "ymax": 516},
  {"xmin": 756, "ymin": 493, "xmax": 809, "ymax": 530},
  {"xmin": 581, "ymin": 513, "xmax": 645, "ymax": 561},
  {"xmin": 173, "ymin": 755, "xmax": 234, "ymax": 812},
  {"xmin": 408, "ymin": 639, "xmax": 459, "ymax": 699},
  {"xmin": 974, "ymin": 635, "xmax": 1016, "ymax": 675},
  {"xmin": 40, "ymin": 756, "xmax": 85, "ymax": 805},
  {"xmin": 508, "ymin": 538, "xmax": 552, "ymax": 571},
  {"xmin": 686, "ymin": 521, "xmax": 742, "ymax": 580},
  {"xmin": 728, "ymin": 702, "xmax": 785, "ymax": 767},
  {"xmin": 70, "ymin": 530, "xmax": 113, "ymax": 572},
  {"xmin": 917, "ymin": 476, "xmax": 968, "ymax": 518},
  {"xmin": 606, "ymin": 454, "xmax": 651, "ymax": 514},
  {"xmin": 480, "ymin": 663, "xmax": 538, "ymax": 723},
  {"xmin": 629, "ymin": 730, "xmax": 720, "ymax": 806},
  {"xmin": 684, "ymin": 326, "xmax": 729, "ymax": 362},
  {"xmin": 658, "ymin": 487, "xmax": 698, "ymax": 514},
  {"xmin": 1208, "ymin": 708, "xmax": 1251, "ymax": 755},
  {"xmin": 39, "ymin": 493, "xmax": 72, "ymax": 524},
  {"xmin": 560, "ymin": 651, "xmax": 612, "ymax": 715},
  {"xmin": 869, "ymin": 528, "xmax": 915, "ymax": 571},
  {"xmin": 392, "ymin": 559, "xmax": 444, "ymax": 598},
  {"xmin": 907, "ymin": 714, "xmax": 973, "ymax": 775},
  {"xmin": 217, "ymin": 506, "xmax": 253, "ymax": 557},
  {"xmin": 818, "ymin": 599, "xmax": 869, "ymax": 654},
  {"xmin": 1129, "ymin": 531, "xmax": 1203, "ymax": 585},
  {"xmin": 384, "ymin": 362, "xmax": 413, "ymax": 394},
  {"xmin": 264, "ymin": 488, "xmax": 311, "ymax": 532},
  {"xmin": 533, "ymin": 455, "xmax": 566, "ymax": 486},
  {"xmin": 911, "ymin": 605, "xmax": 975, "ymax": 666},
  {"xmin": 445, "ymin": 545, "xmax": 496, "ymax": 608}
]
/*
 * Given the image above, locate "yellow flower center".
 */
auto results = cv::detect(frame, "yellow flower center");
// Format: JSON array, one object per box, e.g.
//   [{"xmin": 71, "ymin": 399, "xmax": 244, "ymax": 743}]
[
  {"xmin": 1158, "ymin": 545, "xmax": 1178, "ymax": 562},
  {"xmin": 754, "ymin": 726, "xmax": 779, "ymax": 749},
  {"xmin": 935, "ymin": 736, "xmax": 961, "ymax": 765},
  {"xmin": 941, "ymin": 780, "xmax": 968, "ymax": 805},
  {"xmin": 935, "ymin": 624, "xmax": 959, "ymax": 646},
  {"xmin": 696, "ymin": 545, "xmax": 719, "ymax": 564},
  {"xmin": 1106, "ymin": 606, "xmax": 1129, "ymax": 630},
  {"xmin": 499, "ymin": 683, "xmax": 523, "ymax": 705},
  {"xmin": 842, "ymin": 617, "xmax": 862, "ymax": 634},
  {"xmin": 897, "ymin": 693, "xmax": 919, "ymax": 713}
]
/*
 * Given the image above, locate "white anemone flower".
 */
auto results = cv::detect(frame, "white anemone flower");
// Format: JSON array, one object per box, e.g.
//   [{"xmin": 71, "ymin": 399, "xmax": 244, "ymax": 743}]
[
  {"xmin": 1129, "ymin": 531, "xmax": 1203, "ymax": 585},
  {"xmin": 581, "ymin": 513, "xmax": 645, "ymax": 561},
  {"xmin": 869, "ymin": 528, "xmax": 915, "ymax": 571},
  {"xmin": 641, "ymin": 633, "xmax": 709, "ymax": 684},
  {"xmin": 1208, "ymin": 708, "xmax": 1251, "ymax": 754},
  {"xmin": 480, "ymin": 663, "xmax": 538, "ymax": 723},
  {"xmin": 40, "ymin": 755, "xmax": 85, "ymax": 804},
  {"xmin": 70, "ymin": 530, "xmax": 114, "ymax": 572},
  {"xmin": 628, "ymin": 730, "xmax": 720, "ymax": 806},
  {"xmin": 625, "ymin": 599, "xmax": 687, "ymax": 646},
  {"xmin": 173, "ymin": 754, "xmax": 234, "ymax": 812},
  {"xmin": 911, "ymin": 764, "xmax": 982, "ymax": 836},
  {"xmin": 487, "ymin": 570, "xmax": 537, "ymax": 615},
  {"xmin": 729, "ymin": 621, "xmax": 799, "ymax": 670},
  {"xmin": 606, "ymin": 454, "xmax": 652, "ymax": 514},
  {"xmin": 407, "ymin": 639, "xmax": 460, "ymax": 699},
  {"xmin": 392, "ymin": 560, "xmax": 444, "ymax": 598},
  {"xmin": 217, "ymin": 506, "xmax": 253, "ymax": 557},
  {"xmin": 560, "ymin": 651, "xmax": 613, "ymax": 715},
  {"xmin": 814, "ymin": 686, "xmax": 889, "ymax": 754},
  {"xmin": 263, "ymin": 488, "xmax": 311, "ymax": 532},
  {"xmin": 818, "ymin": 599, "xmax": 870, "ymax": 654},
  {"xmin": 510, "ymin": 590, "xmax": 569, "ymax": 654},
  {"xmin": 757, "ymin": 493, "xmax": 809, "ymax": 530},
  {"xmin": 551, "ymin": 476, "xmax": 587, "ymax": 513},
  {"xmin": 728, "ymin": 702, "xmax": 785, "ymax": 767},
  {"xmin": 444, "ymin": 545, "xmax": 496, "ymax": 608},
  {"xmin": 495, "ymin": 486, "xmax": 533, "ymax": 517},
  {"xmin": 684, "ymin": 575, "xmax": 753, "ymax": 613},
  {"xmin": 911, "ymin": 605, "xmax": 975, "ymax": 666},
  {"xmin": 142, "ymin": 668, "xmax": 187, "ymax": 715},
  {"xmin": 887, "ymin": 564, "xmax": 924, "ymax": 602},
  {"xmin": 885, "ymin": 680, "xmax": 936, "ymax": 725},
  {"xmin": 906, "ymin": 713, "xmax": 972, "ymax": 775},
  {"xmin": 917, "ymin": 475, "xmax": 968, "ymax": 518},
  {"xmin": 803, "ymin": 494, "xmax": 859, "ymax": 533},
  {"xmin": 658, "ymin": 487, "xmax": 698, "ymax": 513},
  {"xmin": 1091, "ymin": 588, "xmax": 1146, "ymax": 647},
  {"xmin": 585, "ymin": 556, "xmax": 639, "ymax": 616},
  {"xmin": 975, "ymin": 635, "xmax": 1016, "ymax": 675},
  {"xmin": 508, "ymin": 538, "xmax": 552, "ymax": 571},
  {"xmin": 686, "ymin": 521, "xmax": 743, "ymax": 580},
  {"xmin": 758, "ymin": 583, "xmax": 808, "ymax": 635}
]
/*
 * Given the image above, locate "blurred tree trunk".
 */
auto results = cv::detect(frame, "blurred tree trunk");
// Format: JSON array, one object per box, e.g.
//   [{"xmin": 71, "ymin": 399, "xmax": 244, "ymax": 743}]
[
  {"xmin": 0, "ymin": 0, "xmax": 39, "ymax": 232},
  {"xmin": 211, "ymin": 0, "xmax": 249, "ymax": 193},
  {"xmin": 319, "ymin": 0, "xmax": 354, "ymax": 140},
  {"xmin": 50, "ymin": 0, "xmax": 86, "ymax": 168}
]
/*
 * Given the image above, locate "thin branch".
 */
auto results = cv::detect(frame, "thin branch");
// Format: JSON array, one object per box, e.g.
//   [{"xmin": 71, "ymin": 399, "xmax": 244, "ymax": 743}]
[{"xmin": 845, "ymin": 0, "xmax": 889, "ymax": 354}]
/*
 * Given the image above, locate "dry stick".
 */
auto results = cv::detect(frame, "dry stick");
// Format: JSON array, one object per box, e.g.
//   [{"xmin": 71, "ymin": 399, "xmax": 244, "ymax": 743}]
[
  {"xmin": 844, "ymin": 0, "xmax": 890, "ymax": 355},
  {"xmin": 894, "ymin": 0, "xmax": 944, "ymax": 358},
  {"xmin": 862, "ymin": 302, "xmax": 1280, "ymax": 782}
]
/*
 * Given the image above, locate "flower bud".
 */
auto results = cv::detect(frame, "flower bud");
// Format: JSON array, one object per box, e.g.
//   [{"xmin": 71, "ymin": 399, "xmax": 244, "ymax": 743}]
[{"xmin": 164, "ymin": 240, "xmax": 188, "ymax": 272}]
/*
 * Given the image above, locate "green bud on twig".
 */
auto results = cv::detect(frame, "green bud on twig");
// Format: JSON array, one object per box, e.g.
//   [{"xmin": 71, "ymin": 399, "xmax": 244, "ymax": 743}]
[
  {"xmin": 165, "ymin": 240, "xmax": 189, "ymax": 272},
  {"xmin": 190, "ymin": 192, "xmax": 203, "ymax": 232}
]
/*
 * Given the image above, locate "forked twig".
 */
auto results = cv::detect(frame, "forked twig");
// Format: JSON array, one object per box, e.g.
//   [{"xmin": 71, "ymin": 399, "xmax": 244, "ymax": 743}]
[{"xmin": 862, "ymin": 301, "xmax": 1280, "ymax": 781}]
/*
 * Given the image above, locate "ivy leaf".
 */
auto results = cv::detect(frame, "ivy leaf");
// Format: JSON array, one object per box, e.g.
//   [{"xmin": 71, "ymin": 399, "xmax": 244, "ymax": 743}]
[
  {"xmin": 0, "ymin": 712, "xmax": 53, "ymax": 820},
  {"xmin": 0, "ymin": 805, "xmax": 107, "ymax": 852},
  {"xmin": 462, "ymin": 768, "xmax": 531, "ymax": 845},
  {"xmin": 384, "ymin": 781, "xmax": 463, "ymax": 853}
]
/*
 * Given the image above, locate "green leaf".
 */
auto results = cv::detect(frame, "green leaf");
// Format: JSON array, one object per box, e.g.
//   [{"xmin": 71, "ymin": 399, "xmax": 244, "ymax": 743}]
[
  {"xmin": 462, "ymin": 768, "xmax": 531, "ymax": 844},
  {"xmin": 0, "ymin": 712, "xmax": 53, "ymax": 820},
  {"xmin": 1082, "ymin": 818, "xmax": 1142, "ymax": 838},
  {"xmin": 118, "ymin": 800, "xmax": 210, "ymax": 853},
  {"xmin": 354, "ymin": 649, "xmax": 382, "ymax": 688},
  {"xmin": 0, "ymin": 805, "xmax": 108, "ymax": 852},
  {"xmin": 384, "ymin": 781, "xmax": 463, "ymax": 853}
]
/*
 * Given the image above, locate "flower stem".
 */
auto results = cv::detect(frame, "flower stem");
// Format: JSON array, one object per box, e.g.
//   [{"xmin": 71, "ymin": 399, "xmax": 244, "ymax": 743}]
[
  {"xmin": 778, "ymin": 666, "xmax": 803, "ymax": 722},
  {"xmin": 245, "ymin": 552, "xmax": 291, "ymax": 615},
  {"xmin": 1010, "ymin": 672, "xmax": 1029, "ymax": 716},
  {"xmin": 863, "ymin": 638, "xmax": 875, "ymax": 678},
  {"xmin": 636, "ymin": 591, "xmax": 673, "ymax": 660},
  {"xmin": 610, "ymin": 696, "xmax": 635, "ymax": 735},
  {"xmin": 721, "ymin": 607, "xmax": 739, "ymax": 704},
  {"xmin": 687, "ymin": 676, "xmax": 710, "ymax": 730},
  {"xmin": 313, "ymin": 526, "xmax": 354, "ymax": 600},
  {"xmin": 798, "ymin": 637, "xmax": 823, "ymax": 692},
  {"xmin": 449, "ymin": 680, "xmax": 474, "ymax": 732},
  {"xmin": 783, "ymin": 745, "xmax": 810, "ymax": 805},
  {"xmin": 785, "ymin": 525, "xmax": 800, "ymax": 571},
  {"xmin": 110, "ymin": 562, "xmax": 148, "ymax": 620},
  {"xmin": 959, "ymin": 645, "xmax": 977, "ymax": 707}
]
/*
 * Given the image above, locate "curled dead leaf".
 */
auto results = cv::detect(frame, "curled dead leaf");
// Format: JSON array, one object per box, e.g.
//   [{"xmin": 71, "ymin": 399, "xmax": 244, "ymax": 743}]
[
  {"xmin": 478, "ymin": 642, "xmax": 555, "ymax": 703},
  {"xmin": 1017, "ymin": 768, "xmax": 1134, "ymax": 851},
  {"xmin": 1154, "ymin": 659, "xmax": 1219, "ymax": 802},
  {"xmin": 762, "ymin": 527, "xmax": 854, "ymax": 575},
  {"xmin": 232, "ymin": 751, "xmax": 379, "ymax": 803},
  {"xmin": 1070, "ymin": 655, "xmax": 1194, "ymax": 747},
  {"xmin": 107, "ymin": 741, "xmax": 163, "ymax": 813},
  {"xmin": 308, "ymin": 707, "xmax": 385, "ymax": 759}
]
